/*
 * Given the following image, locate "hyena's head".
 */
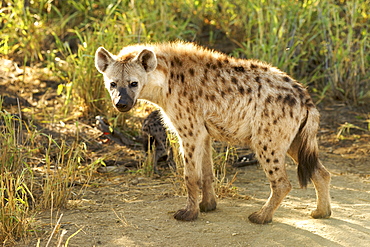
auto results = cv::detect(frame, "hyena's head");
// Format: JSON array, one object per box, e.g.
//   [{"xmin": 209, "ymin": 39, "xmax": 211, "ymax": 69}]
[{"xmin": 95, "ymin": 47, "xmax": 157, "ymax": 112}]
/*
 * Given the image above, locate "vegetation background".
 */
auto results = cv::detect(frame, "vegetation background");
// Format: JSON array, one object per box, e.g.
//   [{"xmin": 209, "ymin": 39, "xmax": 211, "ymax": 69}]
[{"xmin": 0, "ymin": 0, "xmax": 369, "ymax": 245}]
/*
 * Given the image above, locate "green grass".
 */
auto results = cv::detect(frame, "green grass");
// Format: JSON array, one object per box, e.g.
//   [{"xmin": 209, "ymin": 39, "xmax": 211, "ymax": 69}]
[
  {"xmin": 1, "ymin": 0, "xmax": 368, "ymax": 110},
  {"xmin": 0, "ymin": 98, "xmax": 91, "ymax": 244},
  {"xmin": 0, "ymin": 0, "xmax": 369, "ymax": 244}
]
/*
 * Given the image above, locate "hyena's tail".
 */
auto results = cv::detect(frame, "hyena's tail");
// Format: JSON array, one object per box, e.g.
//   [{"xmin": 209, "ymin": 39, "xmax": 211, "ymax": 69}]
[{"xmin": 295, "ymin": 107, "xmax": 321, "ymax": 188}]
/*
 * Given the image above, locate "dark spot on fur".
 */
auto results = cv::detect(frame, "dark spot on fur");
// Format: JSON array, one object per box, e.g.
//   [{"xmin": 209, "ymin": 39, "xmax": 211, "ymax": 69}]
[
  {"xmin": 233, "ymin": 66, "xmax": 245, "ymax": 72},
  {"xmin": 217, "ymin": 60, "xmax": 222, "ymax": 68},
  {"xmin": 273, "ymin": 159, "xmax": 279, "ymax": 163},
  {"xmin": 293, "ymin": 83, "xmax": 303, "ymax": 92},
  {"xmin": 238, "ymin": 86, "xmax": 245, "ymax": 94},
  {"xmin": 266, "ymin": 159, "xmax": 271, "ymax": 163},
  {"xmin": 198, "ymin": 88, "xmax": 203, "ymax": 97},
  {"xmin": 189, "ymin": 96, "xmax": 194, "ymax": 103},
  {"xmin": 269, "ymin": 170, "xmax": 273, "ymax": 175},
  {"xmin": 257, "ymin": 84, "xmax": 262, "ymax": 98},
  {"xmin": 188, "ymin": 130, "xmax": 194, "ymax": 137},
  {"xmin": 255, "ymin": 76, "xmax": 261, "ymax": 83},
  {"xmin": 283, "ymin": 76, "xmax": 291, "ymax": 82},
  {"xmin": 209, "ymin": 94, "xmax": 216, "ymax": 101},
  {"xmin": 180, "ymin": 73, "xmax": 185, "ymax": 83},
  {"xmin": 189, "ymin": 68, "xmax": 195, "ymax": 76},
  {"xmin": 231, "ymin": 77, "xmax": 238, "ymax": 84},
  {"xmin": 251, "ymin": 63, "xmax": 258, "ymax": 69},
  {"xmin": 188, "ymin": 152, "xmax": 193, "ymax": 159},
  {"xmin": 265, "ymin": 95, "xmax": 273, "ymax": 104},
  {"xmin": 274, "ymin": 167, "xmax": 279, "ymax": 171},
  {"xmin": 173, "ymin": 56, "xmax": 183, "ymax": 66},
  {"xmin": 283, "ymin": 94, "xmax": 297, "ymax": 107},
  {"xmin": 263, "ymin": 145, "xmax": 267, "ymax": 151},
  {"xmin": 276, "ymin": 94, "xmax": 283, "ymax": 102},
  {"xmin": 247, "ymin": 87, "xmax": 252, "ymax": 94}
]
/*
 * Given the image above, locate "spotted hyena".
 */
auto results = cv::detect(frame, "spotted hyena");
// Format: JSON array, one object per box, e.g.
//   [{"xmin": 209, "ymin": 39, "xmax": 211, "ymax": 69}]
[
  {"xmin": 142, "ymin": 110, "xmax": 176, "ymax": 173},
  {"xmin": 95, "ymin": 42, "xmax": 331, "ymax": 224}
]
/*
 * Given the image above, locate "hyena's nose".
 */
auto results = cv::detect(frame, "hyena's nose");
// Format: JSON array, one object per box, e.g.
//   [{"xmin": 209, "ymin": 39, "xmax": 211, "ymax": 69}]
[{"xmin": 115, "ymin": 100, "xmax": 128, "ymax": 111}]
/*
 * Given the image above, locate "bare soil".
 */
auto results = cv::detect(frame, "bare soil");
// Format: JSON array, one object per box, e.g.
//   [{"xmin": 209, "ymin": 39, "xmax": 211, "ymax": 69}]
[{"xmin": 1, "ymin": 59, "xmax": 369, "ymax": 247}]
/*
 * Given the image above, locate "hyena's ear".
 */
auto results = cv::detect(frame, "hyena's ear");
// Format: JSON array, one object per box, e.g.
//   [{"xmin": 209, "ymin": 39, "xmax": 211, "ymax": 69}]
[
  {"xmin": 95, "ymin": 47, "xmax": 115, "ymax": 73},
  {"xmin": 136, "ymin": 49, "xmax": 157, "ymax": 72}
]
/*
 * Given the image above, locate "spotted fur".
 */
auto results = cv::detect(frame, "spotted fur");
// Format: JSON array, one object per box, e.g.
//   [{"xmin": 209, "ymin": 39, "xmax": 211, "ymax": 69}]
[
  {"xmin": 142, "ymin": 110, "xmax": 175, "ymax": 174},
  {"xmin": 95, "ymin": 42, "xmax": 331, "ymax": 224}
]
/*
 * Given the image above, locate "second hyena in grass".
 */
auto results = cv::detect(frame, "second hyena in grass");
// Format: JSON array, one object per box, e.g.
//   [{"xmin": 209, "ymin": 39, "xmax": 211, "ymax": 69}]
[{"xmin": 95, "ymin": 42, "xmax": 331, "ymax": 224}]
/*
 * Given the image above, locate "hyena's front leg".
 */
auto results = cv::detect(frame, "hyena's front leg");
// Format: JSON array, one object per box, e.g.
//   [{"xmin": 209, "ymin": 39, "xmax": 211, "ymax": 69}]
[
  {"xmin": 199, "ymin": 135, "xmax": 217, "ymax": 212},
  {"xmin": 174, "ymin": 131, "xmax": 208, "ymax": 221},
  {"xmin": 249, "ymin": 153, "xmax": 292, "ymax": 224}
]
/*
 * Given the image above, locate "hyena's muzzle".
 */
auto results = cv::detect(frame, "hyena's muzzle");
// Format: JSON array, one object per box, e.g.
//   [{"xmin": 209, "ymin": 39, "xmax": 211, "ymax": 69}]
[{"xmin": 112, "ymin": 87, "xmax": 136, "ymax": 112}]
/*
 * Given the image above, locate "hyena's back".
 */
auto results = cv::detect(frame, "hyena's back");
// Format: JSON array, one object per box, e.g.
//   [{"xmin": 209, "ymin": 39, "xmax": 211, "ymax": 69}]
[{"xmin": 153, "ymin": 43, "xmax": 319, "ymax": 182}]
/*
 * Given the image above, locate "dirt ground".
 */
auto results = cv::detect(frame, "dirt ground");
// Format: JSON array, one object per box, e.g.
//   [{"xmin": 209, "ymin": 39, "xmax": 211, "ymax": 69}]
[{"xmin": 1, "ymin": 59, "xmax": 369, "ymax": 246}]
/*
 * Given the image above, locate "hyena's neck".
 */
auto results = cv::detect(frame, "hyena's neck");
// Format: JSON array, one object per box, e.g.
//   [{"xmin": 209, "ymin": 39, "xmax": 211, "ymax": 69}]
[{"xmin": 139, "ymin": 68, "xmax": 167, "ymax": 106}]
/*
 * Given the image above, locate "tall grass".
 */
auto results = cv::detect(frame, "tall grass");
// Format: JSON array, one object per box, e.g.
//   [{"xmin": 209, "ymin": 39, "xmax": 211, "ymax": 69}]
[
  {"xmin": 0, "ymin": 101, "xmax": 35, "ymax": 244},
  {"xmin": 1, "ymin": 0, "xmax": 368, "ymax": 109},
  {"xmin": 0, "ymin": 99, "xmax": 89, "ymax": 244},
  {"xmin": 2, "ymin": 0, "xmax": 368, "ymax": 109}
]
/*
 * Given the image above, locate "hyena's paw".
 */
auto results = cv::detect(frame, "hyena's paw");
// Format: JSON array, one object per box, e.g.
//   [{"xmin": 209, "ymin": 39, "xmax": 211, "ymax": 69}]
[
  {"xmin": 311, "ymin": 208, "xmax": 331, "ymax": 219},
  {"xmin": 248, "ymin": 211, "xmax": 272, "ymax": 224},
  {"xmin": 173, "ymin": 208, "xmax": 199, "ymax": 221},
  {"xmin": 199, "ymin": 199, "xmax": 217, "ymax": 212}
]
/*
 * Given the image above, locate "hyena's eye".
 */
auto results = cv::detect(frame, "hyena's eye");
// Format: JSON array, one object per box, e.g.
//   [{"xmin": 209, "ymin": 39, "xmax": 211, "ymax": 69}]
[
  {"xmin": 130, "ymin": 81, "xmax": 138, "ymax": 88},
  {"xmin": 110, "ymin": 82, "xmax": 117, "ymax": 88}
]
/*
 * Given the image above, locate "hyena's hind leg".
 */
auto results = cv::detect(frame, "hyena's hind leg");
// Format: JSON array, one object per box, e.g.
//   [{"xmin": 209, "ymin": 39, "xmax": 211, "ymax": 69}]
[
  {"xmin": 288, "ymin": 127, "xmax": 331, "ymax": 219},
  {"xmin": 248, "ymin": 146, "xmax": 292, "ymax": 224}
]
